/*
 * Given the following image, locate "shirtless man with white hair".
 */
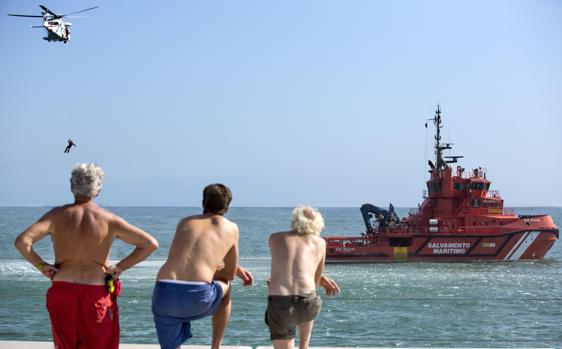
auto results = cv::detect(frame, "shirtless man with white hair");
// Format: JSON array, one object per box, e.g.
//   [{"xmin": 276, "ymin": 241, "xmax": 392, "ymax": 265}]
[
  {"xmin": 15, "ymin": 162, "xmax": 159, "ymax": 349},
  {"xmin": 267, "ymin": 206, "xmax": 327, "ymax": 349}
]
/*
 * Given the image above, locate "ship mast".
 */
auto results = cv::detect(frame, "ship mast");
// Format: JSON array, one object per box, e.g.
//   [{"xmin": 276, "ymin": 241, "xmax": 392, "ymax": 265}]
[
  {"xmin": 433, "ymin": 105, "xmax": 449, "ymax": 171},
  {"xmin": 431, "ymin": 106, "xmax": 462, "ymax": 173}
]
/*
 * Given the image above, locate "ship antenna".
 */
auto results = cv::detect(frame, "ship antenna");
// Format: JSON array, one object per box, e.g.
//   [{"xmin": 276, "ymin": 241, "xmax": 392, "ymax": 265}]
[
  {"xmin": 434, "ymin": 105, "xmax": 448, "ymax": 171},
  {"xmin": 432, "ymin": 106, "xmax": 464, "ymax": 171}
]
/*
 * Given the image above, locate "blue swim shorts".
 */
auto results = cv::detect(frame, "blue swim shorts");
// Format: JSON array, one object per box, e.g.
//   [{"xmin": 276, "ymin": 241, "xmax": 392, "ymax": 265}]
[{"xmin": 152, "ymin": 280, "xmax": 223, "ymax": 349}]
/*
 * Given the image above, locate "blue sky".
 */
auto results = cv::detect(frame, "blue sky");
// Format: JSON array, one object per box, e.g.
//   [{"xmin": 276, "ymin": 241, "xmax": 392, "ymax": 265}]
[{"xmin": 1, "ymin": 0, "xmax": 561, "ymax": 207}]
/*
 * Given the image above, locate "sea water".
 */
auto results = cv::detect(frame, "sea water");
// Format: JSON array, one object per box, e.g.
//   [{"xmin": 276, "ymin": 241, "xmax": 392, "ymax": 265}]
[{"xmin": 0, "ymin": 207, "xmax": 560, "ymax": 348}]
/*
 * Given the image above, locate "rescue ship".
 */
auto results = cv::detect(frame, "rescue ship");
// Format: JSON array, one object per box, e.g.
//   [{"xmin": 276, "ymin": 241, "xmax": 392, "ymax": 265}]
[{"xmin": 325, "ymin": 106, "xmax": 559, "ymax": 263}]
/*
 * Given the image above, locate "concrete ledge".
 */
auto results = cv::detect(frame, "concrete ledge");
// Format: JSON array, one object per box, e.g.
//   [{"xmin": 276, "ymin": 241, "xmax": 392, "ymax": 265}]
[
  {"xmin": 0, "ymin": 341, "xmax": 250, "ymax": 349},
  {"xmin": 0, "ymin": 343, "xmax": 551, "ymax": 349},
  {"xmin": 255, "ymin": 347, "xmax": 551, "ymax": 349}
]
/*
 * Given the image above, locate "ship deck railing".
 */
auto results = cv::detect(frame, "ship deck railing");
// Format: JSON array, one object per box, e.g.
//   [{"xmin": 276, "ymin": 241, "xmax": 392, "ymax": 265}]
[{"xmin": 457, "ymin": 171, "xmax": 487, "ymax": 180}]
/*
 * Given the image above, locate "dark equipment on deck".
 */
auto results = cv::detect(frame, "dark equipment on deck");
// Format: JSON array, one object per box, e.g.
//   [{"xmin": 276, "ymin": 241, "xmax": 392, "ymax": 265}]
[{"xmin": 360, "ymin": 203, "xmax": 400, "ymax": 233}]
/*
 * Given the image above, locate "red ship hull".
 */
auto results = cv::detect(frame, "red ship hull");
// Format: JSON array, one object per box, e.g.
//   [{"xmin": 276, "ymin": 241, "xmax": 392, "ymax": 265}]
[{"xmin": 326, "ymin": 227, "xmax": 558, "ymax": 263}]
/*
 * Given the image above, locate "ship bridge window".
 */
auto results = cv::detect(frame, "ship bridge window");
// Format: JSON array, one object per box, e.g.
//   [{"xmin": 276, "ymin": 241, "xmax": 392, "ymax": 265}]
[
  {"xmin": 486, "ymin": 183, "xmax": 490, "ymax": 190},
  {"xmin": 453, "ymin": 183, "xmax": 468, "ymax": 190},
  {"xmin": 471, "ymin": 183, "xmax": 485, "ymax": 190}
]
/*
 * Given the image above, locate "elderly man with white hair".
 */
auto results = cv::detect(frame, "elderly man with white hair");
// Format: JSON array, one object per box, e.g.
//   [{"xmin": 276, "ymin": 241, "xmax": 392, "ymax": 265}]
[
  {"xmin": 266, "ymin": 206, "xmax": 328, "ymax": 349},
  {"xmin": 15, "ymin": 163, "xmax": 158, "ymax": 349}
]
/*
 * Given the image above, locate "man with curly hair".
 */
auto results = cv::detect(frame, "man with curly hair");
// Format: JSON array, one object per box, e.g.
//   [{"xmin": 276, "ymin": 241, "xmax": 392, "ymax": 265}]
[{"xmin": 266, "ymin": 206, "xmax": 327, "ymax": 349}]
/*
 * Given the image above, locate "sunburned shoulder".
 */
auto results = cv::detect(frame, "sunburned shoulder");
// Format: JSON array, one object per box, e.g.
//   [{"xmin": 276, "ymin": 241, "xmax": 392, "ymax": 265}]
[
  {"xmin": 217, "ymin": 217, "xmax": 239, "ymax": 237},
  {"xmin": 269, "ymin": 231, "xmax": 292, "ymax": 241},
  {"xmin": 46, "ymin": 204, "xmax": 89, "ymax": 217},
  {"xmin": 175, "ymin": 214, "xmax": 205, "ymax": 227},
  {"xmin": 78, "ymin": 203, "xmax": 114, "ymax": 218},
  {"xmin": 292, "ymin": 233, "xmax": 326, "ymax": 246},
  {"xmin": 209, "ymin": 215, "xmax": 231, "ymax": 225},
  {"xmin": 178, "ymin": 214, "xmax": 227, "ymax": 224},
  {"xmin": 314, "ymin": 235, "xmax": 327, "ymax": 247},
  {"xmin": 48, "ymin": 205, "xmax": 69, "ymax": 215},
  {"xmin": 178, "ymin": 215, "xmax": 237, "ymax": 230}
]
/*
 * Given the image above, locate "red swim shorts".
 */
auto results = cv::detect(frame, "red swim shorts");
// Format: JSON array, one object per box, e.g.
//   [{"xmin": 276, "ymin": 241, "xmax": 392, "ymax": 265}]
[{"xmin": 46, "ymin": 281, "xmax": 119, "ymax": 349}]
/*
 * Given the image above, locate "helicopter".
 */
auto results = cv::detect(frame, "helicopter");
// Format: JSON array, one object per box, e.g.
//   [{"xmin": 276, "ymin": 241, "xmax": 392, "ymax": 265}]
[{"xmin": 8, "ymin": 5, "xmax": 98, "ymax": 43}]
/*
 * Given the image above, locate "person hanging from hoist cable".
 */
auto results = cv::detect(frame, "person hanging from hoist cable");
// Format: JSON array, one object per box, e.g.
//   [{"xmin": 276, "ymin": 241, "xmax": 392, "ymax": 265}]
[{"xmin": 64, "ymin": 139, "xmax": 76, "ymax": 153}]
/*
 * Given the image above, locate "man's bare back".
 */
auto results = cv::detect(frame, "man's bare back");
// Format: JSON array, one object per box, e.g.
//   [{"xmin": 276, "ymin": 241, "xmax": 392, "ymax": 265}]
[
  {"xmin": 156, "ymin": 213, "xmax": 239, "ymax": 283},
  {"xmin": 16, "ymin": 199, "xmax": 158, "ymax": 285},
  {"xmin": 266, "ymin": 206, "xmax": 327, "ymax": 349},
  {"xmin": 47, "ymin": 202, "xmax": 115, "ymax": 284},
  {"xmin": 152, "ymin": 183, "xmax": 238, "ymax": 349},
  {"xmin": 268, "ymin": 231, "xmax": 326, "ymax": 296}
]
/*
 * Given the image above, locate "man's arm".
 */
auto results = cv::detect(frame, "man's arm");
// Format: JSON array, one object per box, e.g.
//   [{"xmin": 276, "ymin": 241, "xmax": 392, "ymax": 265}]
[
  {"xmin": 236, "ymin": 265, "xmax": 254, "ymax": 286},
  {"xmin": 14, "ymin": 211, "xmax": 59, "ymax": 279},
  {"xmin": 108, "ymin": 215, "xmax": 158, "ymax": 277},
  {"xmin": 319, "ymin": 275, "xmax": 340, "ymax": 296}
]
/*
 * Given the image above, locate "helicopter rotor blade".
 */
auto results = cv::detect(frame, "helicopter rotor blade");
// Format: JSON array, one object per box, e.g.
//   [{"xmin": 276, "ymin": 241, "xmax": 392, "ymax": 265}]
[
  {"xmin": 8, "ymin": 14, "xmax": 44, "ymax": 18},
  {"xmin": 60, "ymin": 6, "xmax": 99, "ymax": 18},
  {"xmin": 39, "ymin": 5, "xmax": 57, "ymax": 16}
]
